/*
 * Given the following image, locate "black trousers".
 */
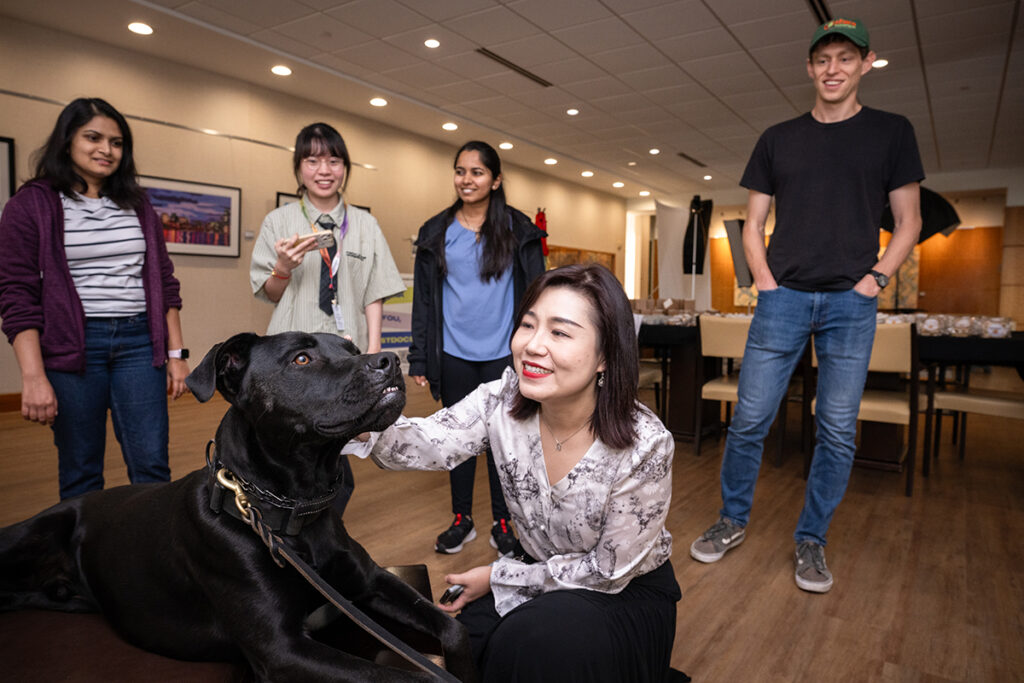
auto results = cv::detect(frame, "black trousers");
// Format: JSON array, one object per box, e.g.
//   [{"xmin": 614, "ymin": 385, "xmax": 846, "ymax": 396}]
[
  {"xmin": 440, "ymin": 353, "xmax": 511, "ymax": 522},
  {"xmin": 457, "ymin": 561, "xmax": 681, "ymax": 682}
]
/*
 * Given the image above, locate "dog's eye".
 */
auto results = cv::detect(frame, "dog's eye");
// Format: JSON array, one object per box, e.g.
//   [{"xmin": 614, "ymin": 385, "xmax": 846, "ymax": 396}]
[{"xmin": 293, "ymin": 353, "xmax": 311, "ymax": 366}]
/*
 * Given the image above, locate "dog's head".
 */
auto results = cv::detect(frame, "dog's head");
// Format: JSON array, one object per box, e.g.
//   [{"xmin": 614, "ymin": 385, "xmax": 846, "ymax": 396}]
[{"xmin": 186, "ymin": 332, "xmax": 406, "ymax": 446}]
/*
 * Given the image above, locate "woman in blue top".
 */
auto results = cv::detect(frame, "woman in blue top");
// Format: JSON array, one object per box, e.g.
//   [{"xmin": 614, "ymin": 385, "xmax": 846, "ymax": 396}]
[{"xmin": 408, "ymin": 140, "xmax": 546, "ymax": 555}]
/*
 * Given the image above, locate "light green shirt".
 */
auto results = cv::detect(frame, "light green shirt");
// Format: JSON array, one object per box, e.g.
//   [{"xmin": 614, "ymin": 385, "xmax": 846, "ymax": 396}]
[{"xmin": 250, "ymin": 198, "xmax": 404, "ymax": 352}]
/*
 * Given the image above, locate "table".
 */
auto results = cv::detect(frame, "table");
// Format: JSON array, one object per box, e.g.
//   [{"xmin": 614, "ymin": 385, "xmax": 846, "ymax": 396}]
[
  {"xmin": 919, "ymin": 331, "xmax": 1024, "ymax": 474},
  {"xmin": 638, "ymin": 324, "xmax": 721, "ymax": 441}
]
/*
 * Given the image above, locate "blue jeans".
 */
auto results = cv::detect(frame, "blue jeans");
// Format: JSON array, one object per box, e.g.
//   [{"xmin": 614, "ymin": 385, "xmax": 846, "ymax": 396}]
[
  {"xmin": 719, "ymin": 286, "xmax": 877, "ymax": 545},
  {"xmin": 46, "ymin": 314, "xmax": 170, "ymax": 499}
]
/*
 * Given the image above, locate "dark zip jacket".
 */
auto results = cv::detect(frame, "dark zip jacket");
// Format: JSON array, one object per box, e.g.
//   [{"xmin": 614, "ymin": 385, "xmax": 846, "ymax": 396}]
[{"xmin": 408, "ymin": 206, "xmax": 546, "ymax": 400}]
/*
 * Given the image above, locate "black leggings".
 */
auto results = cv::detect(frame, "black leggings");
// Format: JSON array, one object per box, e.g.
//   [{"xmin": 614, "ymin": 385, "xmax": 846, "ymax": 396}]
[
  {"xmin": 457, "ymin": 561, "xmax": 681, "ymax": 682},
  {"xmin": 440, "ymin": 353, "xmax": 511, "ymax": 521}
]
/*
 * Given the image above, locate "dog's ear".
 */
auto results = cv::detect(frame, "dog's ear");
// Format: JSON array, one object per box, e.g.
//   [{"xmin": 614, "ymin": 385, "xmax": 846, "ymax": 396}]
[{"xmin": 185, "ymin": 333, "xmax": 259, "ymax": 403}]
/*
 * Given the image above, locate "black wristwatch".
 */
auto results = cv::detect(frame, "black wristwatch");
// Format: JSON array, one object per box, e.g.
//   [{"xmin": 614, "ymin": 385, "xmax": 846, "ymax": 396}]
[
  {"xmin": 168, "ymin": 348, "xmax": 190, "ymax": 360},
  {"xmin": 869, "ymin": 270, "xmax": 890, "ymax": 289}
]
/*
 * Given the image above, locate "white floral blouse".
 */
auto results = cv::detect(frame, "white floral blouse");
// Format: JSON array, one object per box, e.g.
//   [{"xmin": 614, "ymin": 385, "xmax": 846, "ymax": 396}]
[{"xmin": 347, "ymin": 367, "xmax": 675, "ymax": 617}]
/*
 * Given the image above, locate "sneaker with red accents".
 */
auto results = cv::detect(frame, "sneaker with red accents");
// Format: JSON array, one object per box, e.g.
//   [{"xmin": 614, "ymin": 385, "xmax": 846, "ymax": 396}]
[
  {"xmin": 435, "ymin": 513, "xmax": 476, "ymax": 554},
  {"xmin": 489, "ymin": 518, "xmax": 517, "ymax": 557}
]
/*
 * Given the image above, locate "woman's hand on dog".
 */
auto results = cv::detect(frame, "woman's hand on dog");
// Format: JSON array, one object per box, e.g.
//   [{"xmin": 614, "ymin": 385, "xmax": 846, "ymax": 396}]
[{"xmin": 438, "ymin": 565, "xmax": 491, "ymax": 612}]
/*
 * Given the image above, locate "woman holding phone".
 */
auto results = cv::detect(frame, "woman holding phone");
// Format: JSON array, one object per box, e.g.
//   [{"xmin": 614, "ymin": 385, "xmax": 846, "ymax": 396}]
[{"xmin": 250, "ymin": 122, "xmax": 403, "ymax": 514}]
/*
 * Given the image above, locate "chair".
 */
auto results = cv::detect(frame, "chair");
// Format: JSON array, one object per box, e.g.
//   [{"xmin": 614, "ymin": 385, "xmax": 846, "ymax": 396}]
[
  {"xmin": 638, "ymin": 359, "xmax": 664, "ymax": 419},
  {"xmin": 810, "ymin": 322, "xmax": 919, "ymax": 496},
  {"xmin": 922, "ymin": 371, "xmax": 1024, "ymax": 473},
  {"xmin": 694, "ymin": 314, "xmax": 793, "ymax": 462}
]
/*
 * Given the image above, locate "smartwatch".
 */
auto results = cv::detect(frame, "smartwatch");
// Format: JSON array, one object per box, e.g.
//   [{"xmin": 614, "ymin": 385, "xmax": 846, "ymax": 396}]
[
  {"xmin": 869, "ymin": 270, "xmax": 890, "ymax": 289},
  {"xmin": 168, "ymin": 348, "xmax": 190, "ymax": 360}
]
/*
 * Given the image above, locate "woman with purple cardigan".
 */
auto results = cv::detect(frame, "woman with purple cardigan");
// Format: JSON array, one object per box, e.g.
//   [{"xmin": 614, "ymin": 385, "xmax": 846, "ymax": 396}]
[{"xmin": 0, "ymin": 98, "xmax": 189, "ymax": 500}]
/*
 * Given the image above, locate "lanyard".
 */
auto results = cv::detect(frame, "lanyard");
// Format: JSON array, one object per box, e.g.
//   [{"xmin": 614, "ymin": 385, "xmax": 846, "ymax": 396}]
[{"xmin": 300, "ymin": 196, "xmax": 348, "ymax": 286}]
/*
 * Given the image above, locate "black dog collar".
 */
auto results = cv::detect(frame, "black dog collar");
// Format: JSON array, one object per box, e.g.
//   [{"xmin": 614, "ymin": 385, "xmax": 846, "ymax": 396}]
[{"xmin": 205, "ymin": 441, "xmax": 340, "ymax": 536}]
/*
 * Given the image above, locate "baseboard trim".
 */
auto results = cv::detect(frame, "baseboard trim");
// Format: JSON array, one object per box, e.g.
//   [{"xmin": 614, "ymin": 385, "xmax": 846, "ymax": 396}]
[{"xmin": 0, "ymin": 394, "xmax": 20, "ymax": 413}]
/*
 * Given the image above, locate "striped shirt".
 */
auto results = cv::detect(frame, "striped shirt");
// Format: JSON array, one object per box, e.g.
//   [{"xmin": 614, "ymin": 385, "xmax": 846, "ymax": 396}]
[{"xmin": 61, "ymin": 193, "xmax": 146, "ymax": 316}]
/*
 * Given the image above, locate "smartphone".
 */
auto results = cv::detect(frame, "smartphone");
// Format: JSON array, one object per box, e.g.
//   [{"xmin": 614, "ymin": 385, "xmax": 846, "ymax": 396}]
[
  {"xmin": 313, "ymin": 231, "xmax": 335, "ymax": 249},
  {"xmin": 439, "ymin": 584, "xmax": 464, "ymax": 604}
]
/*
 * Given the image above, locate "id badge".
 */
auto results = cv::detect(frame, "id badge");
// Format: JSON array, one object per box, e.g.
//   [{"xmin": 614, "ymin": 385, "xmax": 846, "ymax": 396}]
[{"xmin": 331, "ymin": 301, "xmax": 345, "ymax": 331}]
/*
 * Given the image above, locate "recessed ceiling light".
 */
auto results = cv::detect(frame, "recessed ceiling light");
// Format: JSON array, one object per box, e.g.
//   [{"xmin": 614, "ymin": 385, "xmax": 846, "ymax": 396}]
[
  {"xmin": 128, "ymin": 22, "xmax": 153, "ymax": 35},
  {"xmin": 424, "ymin": 38, "xmax": 440, "ymax": 48},
  {"xmin": 703, "ymin": 175, "xmax": 713, "ymax": 181},
  {"xmin": 544, "ymin": 158, "xmax": 557, "ymax": 165},
  {"xmin": 271, "ymin": 65, "xmax": 292, "ymax": 76},
  {"xmin": 581, "ymin": 171, "xmax": 594, "ymax": 178},
  {"xmin": 613, "ymin": 182, "xmax": 624, "ymax": 188},
  {"xmin": 627, "ymin": 161, "xmax": 637, "ymax": 166},
  {"xmin": 639, "ymin": 191, "xmax": 650, "ymax": 197},
  {"xmin": 370, "ymin": 97, "xmax": 388, "ymax": 107},
  {"xmin": 566, "ymin": 108, "xmax": 579, "ymax": 116},
  {"xmin": 442, "ymin": 122, "xmax": 458, "ymax": 131},
  {"xmin": 872, "ymin": 58, "xmax": 889, "ymax": 68},
  {"xmin": 499, "ymin": 142, "xmax": 514, "ymax": 150},
  {"xmin": 649, "ymin": 148, "xmax": 660, "ymax": 155}
]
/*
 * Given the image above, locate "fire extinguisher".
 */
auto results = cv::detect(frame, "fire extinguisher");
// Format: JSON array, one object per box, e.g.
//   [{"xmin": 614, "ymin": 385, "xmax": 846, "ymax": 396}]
[{"xmin": 535, "ymin": 207, "xmax": 549, "ymax": 256}]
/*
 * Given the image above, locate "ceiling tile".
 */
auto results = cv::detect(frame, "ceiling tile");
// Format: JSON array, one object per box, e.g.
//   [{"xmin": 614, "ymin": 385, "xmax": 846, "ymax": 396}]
[
  {"xmin": 250, "ymin": 28, "xmax": 322, "ymax": 58},
  {"xmin": 562, "ymin": 76, "xmax": 634, "ymax": 100},
  {"xmin": 590, "ymin": 43, "xmax": 672, "ymax": 73},
  {"xmin": 827, "ymin": 0, "xmax": 914, "ymax": 27},
  {"xmin": 331, "ymin": 39, "xmax": 421, "ymax": 71},
  {"xmin": 177, "ymin": 2, "xmax": 263, "ymax": 36},
  {"xmin": 657, "ymin": 27, "xmax": 743, "ymax": 63},
  {"xmin": 382, "ymin": 23, "xmax": 479, "ymax": 57},
  {"xmin": 488, "ymin": 33, "xmax": 580, "ymax": 67},
  {"xmin": 380, "ymin": 61, "xmax": 464, "ymax": 89},
  {"xmin": 730, "ymin": 10, "xmax": 818, "ymax": 50},
  {"xmin": 477, "ymin": 70, "xmax": 554, "ymax": 96},
  {"xmin": 703, "ymin": 0, "xmax": 806, "ymax": 25},
  {"xmin": 275, "ymin": 11, "xmax": 374, "ymax": 46},
  {"xmin": 445, "ymin": 6, "xmax": 538, "ymax": 45},
  {"xmin": 620, "ymin": 0, "xmax": 720, "ymax": 41},
  {"xmin": 532, "ymin": 57, "xmax": 607, "ymax": 84},
  {"xmin": 642, "ymin": 81, "xmax": 713, "ymax": 105},
  {"xmin": 505, "ymin": 0, "xmax": 613, "ymax": 31},
  {"xmin": 397, "ymin": 0, "xmax": 497, "ymax": 23},
  {"xmin": 203, "ymin": 0, "xmax": 315, "ymax": 28},
  {"xmin": 677, "ymin": 50, "xmax": 758, "ymax": 83},
  {"xmin": 325, "ymin": 0, "xmax": 433, "ymax": 38},
  {"xmin": 552, "ymin": 17, "xmax": 646, "ymax": 54},
  {"xmin": 721, "ymin": 89, "xmax": 790, "ymax": 112},
  {"xmin": 310, "ymin": 52, "xmax": 375, "ymax": 79}
]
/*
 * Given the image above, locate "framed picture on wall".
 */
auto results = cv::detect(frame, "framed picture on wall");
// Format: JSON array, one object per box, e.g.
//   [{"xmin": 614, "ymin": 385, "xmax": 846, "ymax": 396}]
[
  {"xmin": 0, "ymin": 136, "xmax": 14, "ymax": 212},
  {"xmin": 141, "ymin": 176, "xmax": 241, "ymax": 257}
]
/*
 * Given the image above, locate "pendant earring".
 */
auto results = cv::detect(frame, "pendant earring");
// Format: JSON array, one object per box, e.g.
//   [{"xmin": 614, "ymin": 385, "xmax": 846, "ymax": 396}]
[{"xmin": 597, "ymin": 372, "xmax": 605, "ymax": 388}]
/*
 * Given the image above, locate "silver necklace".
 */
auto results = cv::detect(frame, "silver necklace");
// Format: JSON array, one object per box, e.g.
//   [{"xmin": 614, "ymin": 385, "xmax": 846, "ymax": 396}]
[{"xmin": 540, "ymin": 413, "xmax": 590, "ymax": 451}]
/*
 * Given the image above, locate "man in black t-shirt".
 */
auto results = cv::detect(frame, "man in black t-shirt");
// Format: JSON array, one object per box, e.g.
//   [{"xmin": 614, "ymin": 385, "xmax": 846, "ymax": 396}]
[{"xmin": 690, "ymin": 18, "xmax": 923, "ymax": 593}]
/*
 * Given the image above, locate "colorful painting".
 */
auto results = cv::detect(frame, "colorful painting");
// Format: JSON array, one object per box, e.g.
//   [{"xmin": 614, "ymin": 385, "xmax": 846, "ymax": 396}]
[{"xmin": 141, "ymin": 176, "xmax": 240, "ymax": 257}]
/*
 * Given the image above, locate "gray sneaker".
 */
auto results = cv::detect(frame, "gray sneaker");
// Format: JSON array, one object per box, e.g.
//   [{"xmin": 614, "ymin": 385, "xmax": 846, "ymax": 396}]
[
  {"xmin": 794, "ymin": 541, "xmax": 833, "ymax": 593},
  {"xmin": 690, "ymin": 518, "xmax": 746, "ymax": 563}
]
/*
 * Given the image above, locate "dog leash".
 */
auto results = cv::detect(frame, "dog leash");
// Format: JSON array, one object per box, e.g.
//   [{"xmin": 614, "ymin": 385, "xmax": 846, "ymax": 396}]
[{"xmin": 213, "ymin": 463, "xmax": 460, "ymax": 683}]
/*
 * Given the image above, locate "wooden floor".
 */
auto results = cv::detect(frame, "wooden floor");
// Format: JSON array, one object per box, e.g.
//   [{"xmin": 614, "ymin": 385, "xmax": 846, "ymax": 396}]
[{"xmin": 1, "ymin": 369, "xmax": 1022, "ymax": 681}]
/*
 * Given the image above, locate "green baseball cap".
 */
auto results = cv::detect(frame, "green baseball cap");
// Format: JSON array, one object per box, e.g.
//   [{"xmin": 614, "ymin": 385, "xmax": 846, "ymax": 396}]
[{"xmin": 810, "ymin": 18, "xmax": 870, "ymax": 53}]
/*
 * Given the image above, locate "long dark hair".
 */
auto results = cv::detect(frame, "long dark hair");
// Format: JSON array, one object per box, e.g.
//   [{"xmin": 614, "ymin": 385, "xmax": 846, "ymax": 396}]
[
  {"xmin": 31, "ymin": 98, "xmax": 145, "ymax": 209},
  {"xmin": 435, "ymin": 140, "xmax": 516, "ymax": 282},
  {"xmin": 509, "ymin": 263, "xmax": 640, "ymax": 450},
  {"xmin": 293, "ymin": 122, "xmax": 351, "ymax": 195}
]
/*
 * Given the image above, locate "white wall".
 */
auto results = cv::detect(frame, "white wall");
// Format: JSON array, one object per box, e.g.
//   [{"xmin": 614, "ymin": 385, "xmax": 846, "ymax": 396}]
[{"xmin": 0, "ymin": 18, "xmax": 625, "ymax": 394}]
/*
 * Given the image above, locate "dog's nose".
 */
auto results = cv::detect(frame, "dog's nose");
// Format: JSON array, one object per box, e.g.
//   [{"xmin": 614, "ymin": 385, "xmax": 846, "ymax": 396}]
[{"xmin": 368, "ymin": 352, "xmax": 397, "ymax": 372}]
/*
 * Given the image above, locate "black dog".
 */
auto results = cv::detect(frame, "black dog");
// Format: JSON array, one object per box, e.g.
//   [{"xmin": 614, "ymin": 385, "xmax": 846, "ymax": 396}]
[{"xmin": 0, "ymin": 332, "xmax": 474, "ymax": 682}]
